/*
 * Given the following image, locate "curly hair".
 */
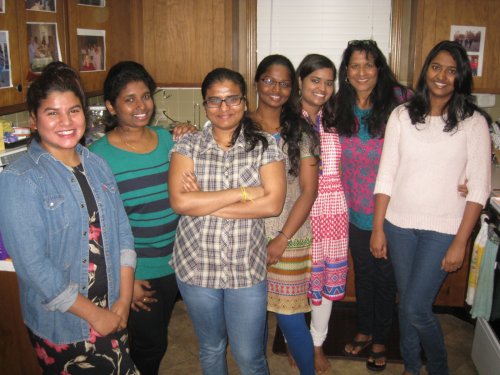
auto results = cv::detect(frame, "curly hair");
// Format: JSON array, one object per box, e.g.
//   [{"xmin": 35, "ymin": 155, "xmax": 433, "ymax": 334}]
[
  {"xmin": 334, "ymin": 40, "xmax": 410, "ymax": 137},
  {"xmin": 202, "ymin": 67, "xmax": 268, "ymax": 152},
  {"xmin": 407, "ymin": 40, "xmax": 491, "ymax": 131},
  {"xmin": 255, "ymin": 55, "xmax": 319, "ymax": 176}
]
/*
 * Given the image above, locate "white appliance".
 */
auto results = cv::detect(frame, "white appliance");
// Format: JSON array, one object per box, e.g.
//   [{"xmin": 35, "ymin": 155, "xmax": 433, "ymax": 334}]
[
  {"xmin": 472, "ymin": 318, "xmax": 500, "ymax": 375},
  {"xmin": 0, "ymin": 145, "xmax": 27, "ymax": 172}
]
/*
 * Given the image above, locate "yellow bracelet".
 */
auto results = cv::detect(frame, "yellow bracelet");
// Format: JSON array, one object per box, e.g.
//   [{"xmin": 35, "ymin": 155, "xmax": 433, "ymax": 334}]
[{"xmin": 240, "ymin": 186, "xmax": 249, "ymax": 202}]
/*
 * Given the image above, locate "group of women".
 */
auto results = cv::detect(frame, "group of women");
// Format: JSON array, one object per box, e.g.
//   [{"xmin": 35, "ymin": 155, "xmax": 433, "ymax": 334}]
[{"xmin": 0, "ymin": 38, "xmax": 491, "ymax": 375}]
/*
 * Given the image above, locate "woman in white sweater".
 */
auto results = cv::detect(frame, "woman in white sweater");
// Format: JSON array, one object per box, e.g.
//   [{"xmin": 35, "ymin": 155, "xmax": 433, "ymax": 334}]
[{"xmin": 370, "ymin": 40, "xmax": 491, "ymax": 375}]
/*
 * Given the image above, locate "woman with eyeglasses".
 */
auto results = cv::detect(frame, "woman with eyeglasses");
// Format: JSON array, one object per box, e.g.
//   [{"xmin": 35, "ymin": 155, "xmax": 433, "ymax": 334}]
[
  {"xmin": 333, "ymin": 39, "xmax": 411, "ymax": 371},
  {"xmin": 371, "ymin": 40, "xmax": 491, "ymax": 375},
  {"xmin": 292, "ymin": 53, "xmax": 348, "ymax": 373},
  {"xmin": 249, "ymin": 54, "xmax": 319, "ymax": 375},
  {"xmin": 168, "ymin": 67, "xmax": 286, "ymax": 375}
]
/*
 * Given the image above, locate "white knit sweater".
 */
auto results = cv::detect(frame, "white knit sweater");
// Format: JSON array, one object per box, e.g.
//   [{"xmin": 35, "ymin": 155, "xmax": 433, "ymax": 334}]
[{"xmin": 374, "ymin": 105, "xmax": 491, "ymax": 235}]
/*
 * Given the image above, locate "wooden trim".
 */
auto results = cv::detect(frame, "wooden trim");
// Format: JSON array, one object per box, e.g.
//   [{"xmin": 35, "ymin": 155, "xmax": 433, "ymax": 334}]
[
  {"xmin": 390, "ymin": 0, "xmax": 403, "ymax": 80},
  {"xmin": 244, "ymin": 0, "xmax": 257, "ymax": 112}
]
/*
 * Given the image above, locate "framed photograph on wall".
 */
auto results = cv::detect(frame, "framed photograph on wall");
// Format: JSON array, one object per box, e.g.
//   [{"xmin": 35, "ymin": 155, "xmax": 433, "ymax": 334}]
[
  {"xmin": 27, "ymin": 22, "xmax": 61, "ymax": 80},
  {"xmin": 77, "ymin": 29, "xmax": 105, "ymax": 72},
  {"xmin": 78, "ymin": 0, "xmax": 105, "ymax": 6},
  {"xmin": 0, "ymin": 0, "xmax": 5, "ymax": 14},
  {"xmin": 450, "ymin": 25, "xmax": 486, "ymax": 77},
  {"xmin": 25, "ymin": 0, "xmax": 56, "ymax": 12},
  {"xmin": 0, "ymin": 31, "xmax": 12, "ymax": 89}
]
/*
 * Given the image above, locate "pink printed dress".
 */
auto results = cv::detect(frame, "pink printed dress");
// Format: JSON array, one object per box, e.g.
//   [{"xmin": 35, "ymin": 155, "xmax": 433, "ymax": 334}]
[{"xmin": 304, "ymin": 109, "xmax": 349, "ymax": 306}]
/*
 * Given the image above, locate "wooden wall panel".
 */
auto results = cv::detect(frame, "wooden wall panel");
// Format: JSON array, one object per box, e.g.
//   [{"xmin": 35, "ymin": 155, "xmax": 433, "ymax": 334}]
[{"xmin": 414, "ymin": 0, "xmax": 500, "ymax": 93}]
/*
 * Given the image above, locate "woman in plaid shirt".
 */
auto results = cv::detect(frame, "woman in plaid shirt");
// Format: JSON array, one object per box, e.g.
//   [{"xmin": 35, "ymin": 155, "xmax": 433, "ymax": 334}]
[{"xmin": 168, "ymin": 68, "xmax": 286, "ymax": 375}]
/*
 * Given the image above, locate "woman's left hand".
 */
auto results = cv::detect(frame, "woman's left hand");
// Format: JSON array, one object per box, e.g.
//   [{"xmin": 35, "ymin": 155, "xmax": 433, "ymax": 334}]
[
  {"xmin": 111, "ymin": 298, "xmax": 130, "ymax": 330},
  {"xmin": 182, "ymin": 170, "xmax": 200, "ymax": 192},
  {"xmin": 441, "ymin": 239, "xmax": 466, "ymax": 272},
  {"xmin": 267, "ymin": 236, "xmax": 287, "ymax": 266},
  {"xmin": 172, "ymin": 122, "xmax": 198, "ymax": 141}
]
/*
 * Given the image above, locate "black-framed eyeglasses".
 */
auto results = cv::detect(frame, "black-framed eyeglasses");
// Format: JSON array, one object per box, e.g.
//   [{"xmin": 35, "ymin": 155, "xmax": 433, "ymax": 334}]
[
  {"xmin": 348, "ymin": 39, "xmax": 378, "ymax": 47},
  {"xmin": 203, "ymin": 95, "xmax": 245, "ymax": 108},
  {"xmin": 260, "ymin": 77, "xmax": 292, "ymax": 89}
]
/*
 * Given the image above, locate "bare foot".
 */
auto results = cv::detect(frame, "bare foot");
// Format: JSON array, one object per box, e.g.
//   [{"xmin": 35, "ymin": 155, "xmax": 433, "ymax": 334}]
[
  {"xmin": 285, "ymin": 345, "xmax": 297, "ymax": 368},
  {"xmin": 314, "ymin": 345, "xmax": 331, "ymax": 373}
]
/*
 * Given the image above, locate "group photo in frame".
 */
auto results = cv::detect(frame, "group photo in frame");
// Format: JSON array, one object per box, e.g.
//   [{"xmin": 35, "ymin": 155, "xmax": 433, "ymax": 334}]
[
  {"xmin": 450, "ymin": 25, "xmax": 486, "ymax": 77},
  {"xmin": 77, "ymin": 29, "xmax": 105, "ymax": 72},
  {"xmin": 27, "ymin": 22, "xmax": 61, "ymax": 80}
]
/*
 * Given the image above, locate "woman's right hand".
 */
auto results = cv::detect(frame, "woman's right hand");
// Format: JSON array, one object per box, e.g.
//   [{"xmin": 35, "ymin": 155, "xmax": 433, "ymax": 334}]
[
  {"xmin": 130, "ymin": 280, "xmax": 158, "ymax": 312},
  {"xmin": 90, "ymin": 308, "xmax": 122, "ymax": 336},
  {"xmin": 370, "ymin": 229, "xmax": 388, "ymax": 259}
]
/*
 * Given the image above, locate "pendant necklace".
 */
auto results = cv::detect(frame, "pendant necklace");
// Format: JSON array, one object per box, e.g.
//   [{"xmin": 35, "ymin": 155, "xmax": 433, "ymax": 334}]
[{"xmin": 117, "ymin": 128, "xmax": 138, "ymax": 151}]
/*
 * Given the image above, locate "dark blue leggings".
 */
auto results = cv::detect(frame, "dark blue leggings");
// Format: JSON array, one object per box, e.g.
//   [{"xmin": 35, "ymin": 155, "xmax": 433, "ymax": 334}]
[{"xmin": 276, "ymin": 312, "xmax": 315, "ymax": 375}]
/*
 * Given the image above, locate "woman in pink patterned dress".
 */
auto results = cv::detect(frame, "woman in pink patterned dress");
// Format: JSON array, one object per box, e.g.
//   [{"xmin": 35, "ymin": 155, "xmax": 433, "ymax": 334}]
[{"xmin": 295, "ymin": 54, "xmax": 349, "ymax": 372}]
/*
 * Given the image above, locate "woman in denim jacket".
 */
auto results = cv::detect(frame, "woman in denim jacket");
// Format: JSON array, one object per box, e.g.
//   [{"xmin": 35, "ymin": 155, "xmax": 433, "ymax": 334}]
[{"xmin": 0, "ymin": 62, "xmax": 139, "ymax": 374}]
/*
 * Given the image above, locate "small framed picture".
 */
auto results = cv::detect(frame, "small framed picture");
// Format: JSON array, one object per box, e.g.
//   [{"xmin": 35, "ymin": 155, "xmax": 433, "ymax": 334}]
[
  {"xmin": 450, "ymin": 25, "xmax": 486, "ymax": 77},
  {"xmin": 25, "ymin": 0, "xmax": 56, "ymax": 12},
  {"xmin": 78, "ymin": 0, "xmax": 105, "ymax": 6},
  {"xmin": 0, "ymin": 0, "xmax": 5, "ymax": 14},
  {"xmin": 27, "ymin": 22, "xmax": 62, "ymax": 80},
  {"xmin": 0, "ymin": 30, "xmax": 12, "ymax": 89},
  {"xmin": 77, "ymin": 29, "xmax": 105, "ymax": 72}
]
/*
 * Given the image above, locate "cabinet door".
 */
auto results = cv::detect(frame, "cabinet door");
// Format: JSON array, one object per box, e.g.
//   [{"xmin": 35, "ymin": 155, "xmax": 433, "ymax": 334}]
[
  {"xmin": 0, "ymin": 0, "xmax": 67, "ymax": 112},
  {"xmin": 0, "ymin": 0, "xmax": 23, "ymax": 109},
  {"xmin": 140, "ymin": 0, "xmax": 234, "ymax": 86},
  {"xmin": 414, "ymin": 0, "xmax": 500, "ymax": 93},
  {"xmin": 66, "ymin": 0, "xmax": 136, "ymax": 95}
]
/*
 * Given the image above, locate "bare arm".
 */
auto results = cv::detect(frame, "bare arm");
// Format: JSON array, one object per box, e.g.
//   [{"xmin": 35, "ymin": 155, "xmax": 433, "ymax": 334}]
[
  {"xmin": 267, "ymin": 157, "xmax": 318, "ymax": 265},
  {"xmin": 370, "ymin": 193, "xmax": 391, "ymax": 259},
  {"xmin": 68, "ymin": 294, "xmax": 121, "ymax": 336},
  {"xmin": 168, "ymin": 152, "xmax": 263, "ymax": 216},
  {"xmin": 441, "ymin": 201, "xmax": 483, "ymax": 272},
  {"xmin": 110, "ymin": 265, "xmax": 135, "ymax": 329},
  {"xmin": 212, "ymin": 160, "xmax": 286, "ymax": 219}
]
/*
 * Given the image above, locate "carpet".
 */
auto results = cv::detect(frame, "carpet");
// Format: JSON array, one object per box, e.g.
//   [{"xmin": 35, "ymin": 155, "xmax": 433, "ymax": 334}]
[{"xmin": 272, "ymin": 302, "xmax": 403, "ymax": 362}]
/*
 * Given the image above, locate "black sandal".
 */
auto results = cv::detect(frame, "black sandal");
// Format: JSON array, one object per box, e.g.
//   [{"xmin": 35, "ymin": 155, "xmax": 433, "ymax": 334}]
[
  {"xmin": 366, "ymin": 349, "xmax": 387, "ymax": 372},
  {"xmin": 342, "ymin": 338, "xmax": 372, "ymax": 357}
]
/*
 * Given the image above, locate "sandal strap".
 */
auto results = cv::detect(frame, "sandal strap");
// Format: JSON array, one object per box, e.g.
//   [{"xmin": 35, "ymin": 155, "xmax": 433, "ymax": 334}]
[{"xmin": 368, "ymin": 350, "xmax": 387, "ymax": 359}]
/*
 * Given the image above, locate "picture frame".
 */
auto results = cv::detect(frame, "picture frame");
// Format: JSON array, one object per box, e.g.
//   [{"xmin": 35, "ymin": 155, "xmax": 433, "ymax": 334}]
[
  {"xmin": 25, "ymin": 0, "xmax": 56, "ymax": 12},
  {"xmin": 77, "ymin": 28, "xmax": 105, "ymax": 72},
  {"xmin": 450, "ymin": 25, "xmax": 486, "ymax": 77},
  {"xmin": 0, "ymin": 30, "xmax": 12, "ymax": 89}
]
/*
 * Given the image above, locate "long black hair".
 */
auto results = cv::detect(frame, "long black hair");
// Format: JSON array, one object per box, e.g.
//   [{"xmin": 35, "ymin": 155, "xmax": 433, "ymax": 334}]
[
  {"xmin": 103, "ymin": 61, "xmax": 156, "ymax": 131},
  {"xmin": 407, "ymin": 40, "xmax": 491, "ymax": 131},
  {"xmin": 202, "ymin": 67, "xmax": 268, "ymax": 151},
  {"xmin": 255, "ymin": 55, "xmax": 318, "ymax": 176},
  {"xmin": 27, "ymin": 61, "xmax": 86, "ymax": 142},
  {"xmin": 334, "ymin": 40, "xmax": 410, "ymax": 137},
  {"xmin": 294, "ymin": 54, "xmax": 337, "ymax": 131}
]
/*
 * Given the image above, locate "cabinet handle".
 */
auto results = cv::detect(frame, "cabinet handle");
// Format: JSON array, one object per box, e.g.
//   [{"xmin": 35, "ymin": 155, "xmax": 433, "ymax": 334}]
[{"xmin": 16, "ymin": 84, "xmax": 22, "ymax": 92}]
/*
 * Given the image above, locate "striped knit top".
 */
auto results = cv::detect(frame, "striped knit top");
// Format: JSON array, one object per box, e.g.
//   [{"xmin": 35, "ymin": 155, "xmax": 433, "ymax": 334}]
[{"xmin": 90, "ymin": 126, "xmax": 179, "ymax": 279}]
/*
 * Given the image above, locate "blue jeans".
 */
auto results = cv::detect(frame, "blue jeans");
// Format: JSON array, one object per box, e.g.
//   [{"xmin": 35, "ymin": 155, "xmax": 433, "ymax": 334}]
[
  {"xmin": 384, "ymin": 220, "xmax": 453, "ymax": 375},
  {"xmin": 276, "ymin": 313, "xmax": 314, "ymax": 375},
  {"xmin": 177, "ymin": 278, "xmax": 269, "ymax": 375}
]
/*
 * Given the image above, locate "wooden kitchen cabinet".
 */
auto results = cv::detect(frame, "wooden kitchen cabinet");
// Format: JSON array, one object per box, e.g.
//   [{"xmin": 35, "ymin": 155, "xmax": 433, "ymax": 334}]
[
  {"xmin": 0, "ymin": 0, "xmax": 135, "ymax": 114},
  {"xmin": 0, "ymin": 0, "xmax": 67, "ymax": 112},
  {"xmin": 137, "ymin": 0, "xmax": 235, "ymax": 87},
  {"xmin": 413, "ymin": 0, "xmax": 500, "ymax": 93}
]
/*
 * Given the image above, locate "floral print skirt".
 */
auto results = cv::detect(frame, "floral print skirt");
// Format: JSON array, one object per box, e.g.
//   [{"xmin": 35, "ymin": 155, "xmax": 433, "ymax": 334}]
[{"xmin": 28, "ymin": 327, "xmax": 139, "ymax": 375}]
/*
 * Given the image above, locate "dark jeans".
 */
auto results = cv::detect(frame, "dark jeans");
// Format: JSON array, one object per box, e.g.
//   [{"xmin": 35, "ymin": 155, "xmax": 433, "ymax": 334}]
[
  {"xmin": 349, "ymin": 222, "xmax": 397, "ymax": 345},
  {"xmin": 128, "ymin": 273, "xmax": 179, "ymax": 375}
]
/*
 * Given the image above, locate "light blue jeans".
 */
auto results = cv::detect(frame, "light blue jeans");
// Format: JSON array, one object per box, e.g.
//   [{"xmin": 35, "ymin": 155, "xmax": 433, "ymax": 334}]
[
  {"xmin": 177, "ymin": 278, "xmax": 269, "ymax": 375},
  {"xmin": 384, "ymin": 220, "xmax": 453, "ymax": 375}
]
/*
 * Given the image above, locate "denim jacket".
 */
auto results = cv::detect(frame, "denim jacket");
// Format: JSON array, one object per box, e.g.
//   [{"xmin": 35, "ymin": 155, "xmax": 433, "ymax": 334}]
[{"xmin": 0, "ymin": 140, "xmax": 136, "ymax": 344}]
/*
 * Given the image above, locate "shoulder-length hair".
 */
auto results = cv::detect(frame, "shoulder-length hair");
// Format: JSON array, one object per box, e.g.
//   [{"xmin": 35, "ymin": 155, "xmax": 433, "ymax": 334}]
[
  {"xmin": 407, "ymin": 40, "xmax": 491, "ymax": 131},
  {"xmin": 255, "ymin": 54, "xmax": 318, "ymax": 176},
  {"xmin": 334, "ymin": 40, "xmax": 410, "ymax": 137},
  {"xmin": 202, "ymin": 67, "xmax": 268, "ymax": 151}
]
